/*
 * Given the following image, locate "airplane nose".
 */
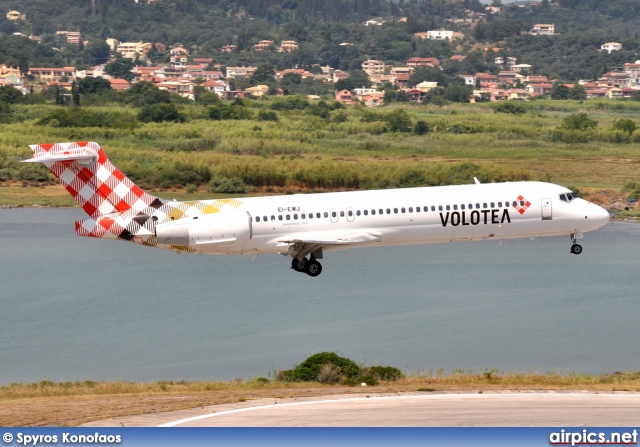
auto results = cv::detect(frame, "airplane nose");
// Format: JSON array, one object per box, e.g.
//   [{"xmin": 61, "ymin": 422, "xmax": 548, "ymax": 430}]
[{"xmin": 586, "ymin": 202, "xmax": 610, "ymax": 228}]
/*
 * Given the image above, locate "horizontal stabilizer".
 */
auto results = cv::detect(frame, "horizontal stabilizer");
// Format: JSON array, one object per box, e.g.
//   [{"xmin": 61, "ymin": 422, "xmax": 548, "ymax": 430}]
[{"xmin": 25, "ymin": 143, "xmax": 99, "ymax": 165}]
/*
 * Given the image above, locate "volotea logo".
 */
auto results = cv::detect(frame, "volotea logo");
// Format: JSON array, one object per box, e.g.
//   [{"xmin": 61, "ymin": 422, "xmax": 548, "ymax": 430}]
[{"xmin": 513, "ymin": 195, "xmax": 531, "ymax": 214}]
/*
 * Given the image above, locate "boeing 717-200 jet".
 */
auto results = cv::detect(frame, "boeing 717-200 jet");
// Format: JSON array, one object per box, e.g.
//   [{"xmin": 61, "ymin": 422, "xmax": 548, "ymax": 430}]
[{"xmin": 24, "ymin": 142, "xmax": 610, "ymax": 277}]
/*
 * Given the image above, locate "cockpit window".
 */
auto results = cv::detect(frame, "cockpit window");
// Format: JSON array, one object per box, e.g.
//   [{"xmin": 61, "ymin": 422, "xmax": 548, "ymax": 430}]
[{"xmin": 560, "ymin": 192, "xmax": 577, "ymax": 202}]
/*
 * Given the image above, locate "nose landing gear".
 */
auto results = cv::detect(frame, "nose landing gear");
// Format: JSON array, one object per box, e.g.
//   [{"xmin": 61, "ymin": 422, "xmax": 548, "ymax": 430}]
[{"xmin": 570, "ymin": 233, "xmax": 583, "ymax": 255}]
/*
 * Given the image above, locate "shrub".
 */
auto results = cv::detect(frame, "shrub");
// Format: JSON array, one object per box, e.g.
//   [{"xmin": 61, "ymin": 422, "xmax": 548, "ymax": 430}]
[
  {"xmin": 493, "ymin": 101, "xmax": 529, "ymax": 115},
  {"xmin": 289, "ymin": 352, "xmax": 360, "ymax": 382},
  {"xmin": 208, "ymin": 104, "xmax": 253, "ymax": 120},
  {"xmin": 414, "ymin": 120, "xmax": 429, "ymax": 135},
  {"xmin": 258, "ymin": 110, "xmax": 279, "ymax": 121},
  {"xmin": 428, "ymin": 95, "xmax": 448, "ymax": 106},
  {"xmin": 317, "ymin": 363, "xmax": 342, "ymax": 384},
  {"xmin": 331, "ymin": 111, "xmax": 348, "ymax": 123},
  {"xmin": 207, "ymin": 176, "xmax": 253, "ymax": 194},
  {"xmin": 550, "ymin": 129, "xmax": 590, "ymax": 144},
  {"xmin": 36, "ymin": 108, "xmax": 136, "ymax": 128},
  {"xmin": 612, "ymin": 118, "xmax": 637, "ymax": 134},
  {"xmin": 561, "ymin": 113, "xmax": 597, "ymax": 131},
  {"xmin": 18, "ymin": 164, "xmax": 51, "ymax": 182},
  {"xmin": 138, "ymin": 103, "xmax": 185, "ymax": 123},
  {"xmin": 308, "ymin": 101, "xmax": 331, "ymax": 119},
  {"xmin": 275, "ymin": 370, "xmax": 293, "ymax": 381},
  {"xmin": 386, "ymin": 109, "xmax": 412, "ymax": 133},
  {"xmin": 367, "ymin": 365, "xmax": 404, "ymax": 381},
  {"xmin": 360, "ymin": 110, "xmax": 385, "ymax": 123},
  {"xmin": 269, "ymin": 97, "xmax": 310, "ymax": 111}
]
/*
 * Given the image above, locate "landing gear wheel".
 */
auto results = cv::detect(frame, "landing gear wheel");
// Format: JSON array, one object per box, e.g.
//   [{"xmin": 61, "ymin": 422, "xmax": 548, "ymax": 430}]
[
  {"xmin": 291, "ymin": 257, "xmax": 307, "ymax": 272},
  {"xmin": 571, "ymin": 244, "xmax": 583, "ymax": 255},
  {"xmin": 305, "ymin": 259, "xmax": 323, "ymax": 277}
]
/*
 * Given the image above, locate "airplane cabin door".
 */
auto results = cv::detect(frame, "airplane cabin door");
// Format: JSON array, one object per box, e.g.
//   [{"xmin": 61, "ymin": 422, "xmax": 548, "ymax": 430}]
[
  {"xmin": 330, "ymin": 208, "xmax": 339, "ymax": 223},
  {"xmin": 346, "ymin": 207, "xmax": 355, "ymax": 222},
  {"xmin": 541, "ymin": 198, "xmax": 552, "ymax": 220}
]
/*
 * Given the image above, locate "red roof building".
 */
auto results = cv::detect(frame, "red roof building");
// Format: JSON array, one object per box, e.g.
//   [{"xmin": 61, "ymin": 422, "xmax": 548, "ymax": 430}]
[
  {"xmin": 406, "ymin": 57, "xmax": 440, "ymax": 68},
  {"xmin": 109, "ymin": 79, "xmax": 131, "ymax": 90}
]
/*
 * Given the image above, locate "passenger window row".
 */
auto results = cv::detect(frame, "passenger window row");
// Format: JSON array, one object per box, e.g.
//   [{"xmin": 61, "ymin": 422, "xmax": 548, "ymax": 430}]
[{"xmin": 252, "ymin": 200, "xmax": 523, "ymax": 223}]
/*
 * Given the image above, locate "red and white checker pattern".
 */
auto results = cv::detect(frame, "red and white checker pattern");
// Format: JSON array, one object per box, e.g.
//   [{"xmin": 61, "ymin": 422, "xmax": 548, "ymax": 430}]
[
  {"xmin": 30, "ymin": 142, "xmax": 159, "ymax": 218},
  {"xmin": 513, "ymin": 195, "xmax": 531, "ymax": 215},
  {"xmin": 75, "ymin": 213, "xmax": 154, "ymax": 241}
]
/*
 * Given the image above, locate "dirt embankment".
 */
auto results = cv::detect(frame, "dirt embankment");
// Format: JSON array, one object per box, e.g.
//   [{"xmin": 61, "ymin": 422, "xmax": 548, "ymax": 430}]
[{"xmin": 584, "ymin": 189, "xmax": 637, "ymax": 218}]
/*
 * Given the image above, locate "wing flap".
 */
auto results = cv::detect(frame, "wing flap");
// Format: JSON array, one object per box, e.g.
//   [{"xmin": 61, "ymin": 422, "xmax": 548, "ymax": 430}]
[{"xmin": 277, "ymin": 230, "xmax": 381, "ymax": 246}]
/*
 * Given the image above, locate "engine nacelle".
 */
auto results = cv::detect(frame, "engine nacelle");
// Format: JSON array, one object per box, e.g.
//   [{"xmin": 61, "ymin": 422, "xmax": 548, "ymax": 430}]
[{"xmin": 155, "ymin": 211, "xmax": 253, "ymax": 247}]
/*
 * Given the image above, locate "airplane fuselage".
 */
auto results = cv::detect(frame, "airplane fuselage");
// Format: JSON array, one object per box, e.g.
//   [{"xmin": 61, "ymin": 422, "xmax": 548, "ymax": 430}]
[{"xmin": 150, "ymin": 181, "xmax": 609, "ymax": 256}]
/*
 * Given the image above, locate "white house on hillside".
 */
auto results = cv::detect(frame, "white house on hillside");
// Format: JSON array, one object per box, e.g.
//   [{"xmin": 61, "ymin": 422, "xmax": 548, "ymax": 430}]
[
  {"xmin": 530, "ymin": 24, "xmax": 555, "ymax": 35},
  {"xmin": 601, "ymin": 42, "xmax": 622, "ymax": 54}
]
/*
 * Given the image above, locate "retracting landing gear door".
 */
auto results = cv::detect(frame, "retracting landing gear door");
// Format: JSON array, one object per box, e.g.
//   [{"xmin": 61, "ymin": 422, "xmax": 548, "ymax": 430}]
[{"xmin": 541, "ymin": 198, "xmax": 552, "ymax": 220}]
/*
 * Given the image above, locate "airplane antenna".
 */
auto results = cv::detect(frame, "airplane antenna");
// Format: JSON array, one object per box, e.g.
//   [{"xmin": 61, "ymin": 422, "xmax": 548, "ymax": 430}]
[{"xmin": 473, "ymin": 177, "xmax": 481, "ymax": 184}]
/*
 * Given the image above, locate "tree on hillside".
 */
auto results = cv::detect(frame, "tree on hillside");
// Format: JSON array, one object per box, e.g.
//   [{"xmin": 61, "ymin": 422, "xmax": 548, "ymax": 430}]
[
  {"xmin": 335, "ymin": 69, "xmax": 371, "ymax": 91},
  {"xmin": 78, "ymin": 76, "xmax": 111, "ymax": 96},
  {"xmin": 251, "ymin": 64, "xmax": 276, "ymax": 83},
  {"xmin": 84, "ymin": 40, "xmax": 111, "ymax": 65},
  {"xmin": 551, "ymin": 83, "xmax": 571, "ymax": 100},
  {"xmin": 444, "ymin": 83, "xmax": 473, "ymax": 103},
  {"xmin": 126, "ymin": 81, "xmax": 171, "ymax": 107},
  {"xmin": 0, "ymin": 85, "xmax": 23, "ymax": 104},
  {"xmin": 18, "ymin": 55, "xmax": 29, "ymax": 76},
  {"xmin": 105, "ymin": 58, "xmax": 134, "ymax": 82},
  {"xmin": 408, "ymin": 66, "xmax": 449, "ymax": 88},
  {"xmin": 568, "ymin": 84, "xmax": 587, "ymax": 100}
]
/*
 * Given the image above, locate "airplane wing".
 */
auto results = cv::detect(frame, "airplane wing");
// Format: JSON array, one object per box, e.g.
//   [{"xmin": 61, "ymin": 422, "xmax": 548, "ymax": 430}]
[
  {"xmin": 273, "ymin": 229, "xmax": 385, "ymax": 260},
  {"xmin": 278, "ymin": 231, "xmax": 380, "ymax": 246}
]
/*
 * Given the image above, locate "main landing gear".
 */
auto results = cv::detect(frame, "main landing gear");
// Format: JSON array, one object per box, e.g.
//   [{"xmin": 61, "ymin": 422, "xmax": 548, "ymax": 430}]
[
  {"xmin": 570, "ymin": 233, "xmax": 583, "ymax": 255},
  {"xmin": 291, "ymin": 256, "xmax": 323, "ymax": 277}
]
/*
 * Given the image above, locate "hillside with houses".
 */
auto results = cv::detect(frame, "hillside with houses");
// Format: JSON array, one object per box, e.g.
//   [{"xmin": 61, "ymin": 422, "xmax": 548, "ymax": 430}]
[{"xmin": 0, "ymin": 0, "xmax": 639, "ymax": 105}]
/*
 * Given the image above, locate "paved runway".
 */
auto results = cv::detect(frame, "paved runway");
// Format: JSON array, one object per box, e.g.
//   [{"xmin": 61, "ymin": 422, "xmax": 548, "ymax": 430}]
[{"xmin": 82, "ymin": 391, "xmax": 640, "ymax": 427}]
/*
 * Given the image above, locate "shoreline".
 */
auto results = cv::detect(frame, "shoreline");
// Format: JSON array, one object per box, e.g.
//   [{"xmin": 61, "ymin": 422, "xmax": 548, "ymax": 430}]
[{"xmin": 2, "ymin": 372, "xmax": 640, "ymax": 426}]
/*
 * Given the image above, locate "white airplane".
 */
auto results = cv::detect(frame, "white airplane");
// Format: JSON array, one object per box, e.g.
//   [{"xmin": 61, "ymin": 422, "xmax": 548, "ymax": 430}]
[{"xmin": 25, "ymin": 141, "xmax": 610, "ymax": 277}]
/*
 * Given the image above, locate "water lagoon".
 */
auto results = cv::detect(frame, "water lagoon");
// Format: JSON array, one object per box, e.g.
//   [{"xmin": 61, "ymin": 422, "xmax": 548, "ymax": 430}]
[{"xmin": 0, "ymin": 208, "xmax": 637, "ymax": 384}]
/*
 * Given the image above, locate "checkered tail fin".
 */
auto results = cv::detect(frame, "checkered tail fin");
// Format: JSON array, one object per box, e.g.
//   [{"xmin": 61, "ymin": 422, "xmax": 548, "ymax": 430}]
[{"xmin": 24, "ymin": 141, "xmax": 164, "ymax": 218}]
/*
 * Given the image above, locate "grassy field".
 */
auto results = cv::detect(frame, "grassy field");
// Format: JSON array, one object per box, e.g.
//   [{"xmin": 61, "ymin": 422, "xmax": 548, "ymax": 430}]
[{"xmin": 1, "ymin": 371, "xmax": 639, "ymax": 426}]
